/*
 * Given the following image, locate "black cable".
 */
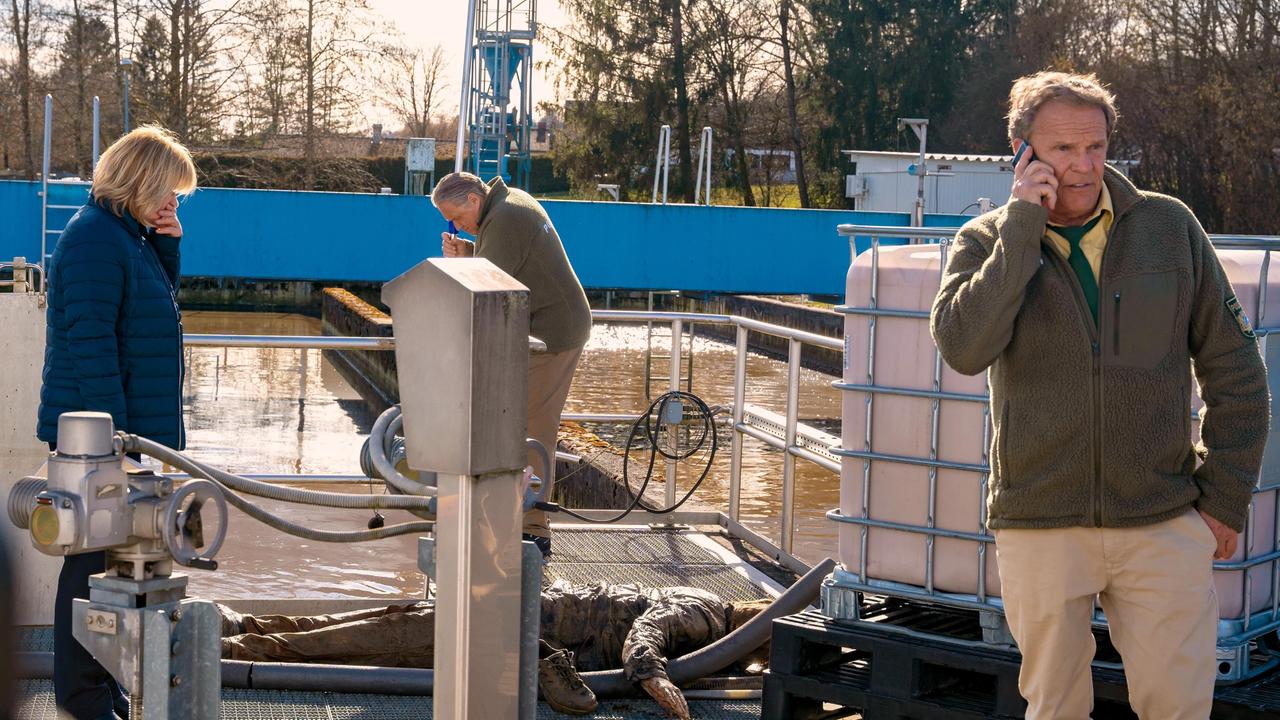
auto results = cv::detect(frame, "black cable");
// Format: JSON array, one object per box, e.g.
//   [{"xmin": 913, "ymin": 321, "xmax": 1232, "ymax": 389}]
[
  {"xmin": 553, "ymin": 404, "xmax": 727, "ymax": 488},
  {"xmin": 541, "ymin": 390, "xmax": 719, "ymax": 524}
]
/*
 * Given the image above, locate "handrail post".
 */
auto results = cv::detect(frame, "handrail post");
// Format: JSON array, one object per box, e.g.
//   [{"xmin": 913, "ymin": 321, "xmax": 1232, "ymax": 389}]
[
  {"xmin": 666, "ymin": 318, "xmax": 683, "ymax": 507},
  {"xmin": 728, "ymin": 324, "xmax": 748, "ymax": 521},
  {"xmin": 652, "ymin": 125, "xmax": 671, "ymax": 204},
  {"xmin": 41, "ymin": 95, "xmax": 52, "ymax": 274},
  {"xmin": 91, "ymin": 96, "xmax": 101, "ymax": 172},
  {"xmin": 703, "ymin": 127, "xmax": 712, "ymax": 206},
  {"xmin": 781, "ymin": 338, "xmax": 801, "ymax": 555}
]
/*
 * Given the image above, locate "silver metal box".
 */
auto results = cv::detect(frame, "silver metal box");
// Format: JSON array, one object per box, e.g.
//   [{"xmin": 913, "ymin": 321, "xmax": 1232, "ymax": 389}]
[
  {"xmin": 406, "ymin": 138, "xmax": 436, "ymax": 173},
  {"xmin": 381, "ymin": 258, "xmax": 529, "ymax": 477}
]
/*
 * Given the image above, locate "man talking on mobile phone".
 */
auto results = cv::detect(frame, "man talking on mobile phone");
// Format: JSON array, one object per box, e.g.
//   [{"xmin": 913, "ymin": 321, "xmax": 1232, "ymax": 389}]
[{"xmin": 931, "ymin": 71, "xmax": 1268, "ymax": 719}]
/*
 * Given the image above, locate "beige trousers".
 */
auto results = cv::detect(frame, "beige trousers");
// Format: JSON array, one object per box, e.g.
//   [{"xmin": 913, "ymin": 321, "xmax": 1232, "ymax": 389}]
[
  {"xmin": 994, "ymin": 509, "xmax": 1219, "ymax": 720},
  {"xmin": 522, "ymin": 346, "xmax": 583, "ymax": 539}
]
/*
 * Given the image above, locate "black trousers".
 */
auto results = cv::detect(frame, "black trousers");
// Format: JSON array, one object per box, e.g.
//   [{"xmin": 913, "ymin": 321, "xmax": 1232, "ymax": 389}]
[
  {"xmin": 54, "ymin": 552, "xmax": 128, "ymax": 720},
  {"xmin": 50, "ymin": 443, "xmax": 133, "ymax": 720}
]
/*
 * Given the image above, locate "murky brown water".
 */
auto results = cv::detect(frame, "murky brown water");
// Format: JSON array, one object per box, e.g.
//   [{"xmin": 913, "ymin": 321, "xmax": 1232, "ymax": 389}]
[{"xmin": 178, "ymin": 311, "xmax": 841, "ymax": 599}]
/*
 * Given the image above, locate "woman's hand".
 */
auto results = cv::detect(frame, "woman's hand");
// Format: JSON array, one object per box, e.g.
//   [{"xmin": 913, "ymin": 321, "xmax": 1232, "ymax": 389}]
[{"xmin": 151, "ymin": 196, "xmax": 182, "ymax": 237}]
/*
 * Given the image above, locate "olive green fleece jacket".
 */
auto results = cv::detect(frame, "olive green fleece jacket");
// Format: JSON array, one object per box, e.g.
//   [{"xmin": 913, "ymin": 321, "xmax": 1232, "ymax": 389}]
[
  {"xmin": 931, "ymin": 167, "xmax": 1268, "ymax": 533},
  {"xmin": 475, "ymin": 177, "xmax": 592, "ymax": 353}
]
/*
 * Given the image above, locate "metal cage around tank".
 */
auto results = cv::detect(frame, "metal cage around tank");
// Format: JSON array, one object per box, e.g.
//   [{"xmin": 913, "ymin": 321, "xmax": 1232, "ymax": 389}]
[{"xmin": 824, "ymin": 224, "xmax": 1280, "ymax": 683}]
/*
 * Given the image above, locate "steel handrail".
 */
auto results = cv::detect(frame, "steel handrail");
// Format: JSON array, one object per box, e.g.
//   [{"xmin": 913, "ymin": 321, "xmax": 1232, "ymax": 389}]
[
  {"xmin": 186, "ymin": 311, "xmax": 841, "ymax": 356},
  {"xmin": 837, "ymin": 224, "xmax": 959, "ymax": 239},
  {"xmin": 838, "ymin": 225, "xmax": 1280, "ymax": 251},
  {"xmin": 183, "ymin": 334, "xmax": 548, "ymax": 353},
  {"xmin": 179, "ymin": 309, "xmax": 841, "ymax": 573}
]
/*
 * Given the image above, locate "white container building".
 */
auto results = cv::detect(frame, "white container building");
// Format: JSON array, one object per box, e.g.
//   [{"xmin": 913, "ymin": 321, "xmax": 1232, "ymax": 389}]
[{"xmin": 841, "ymin": 149, "xmax": 1137, "ymax": 216}]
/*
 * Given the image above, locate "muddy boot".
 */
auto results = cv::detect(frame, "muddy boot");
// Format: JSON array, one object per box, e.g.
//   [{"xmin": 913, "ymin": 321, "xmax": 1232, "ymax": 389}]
[
  {"xmin": 538, "ymin": 647, "xmax": 598, "ymax": 715},
  {"xmin": 215, "ymin": 603, "xmax": 245, "ymax": 637}
]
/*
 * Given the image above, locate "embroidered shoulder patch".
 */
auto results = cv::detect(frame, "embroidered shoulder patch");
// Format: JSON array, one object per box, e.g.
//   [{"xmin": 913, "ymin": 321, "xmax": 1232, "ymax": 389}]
[{"xmin": 1226, "ymin": 295, "xmax": 1256, "ymax": 339}]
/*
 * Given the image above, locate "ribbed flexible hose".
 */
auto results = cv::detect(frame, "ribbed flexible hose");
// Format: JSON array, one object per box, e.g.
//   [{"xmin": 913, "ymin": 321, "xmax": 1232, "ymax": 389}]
[
  {"xmin": 216, "ymin": 482, "xmax": 435, "ymax": 542},
  {"xmin": 7, "ymin": 477, "xmax": 46, "ymax": 529},
  {"xmin": 124, "ymin": 435, "xmax": 435, "ymax": 542},
  {"xmin": 125, "ymin": 435, "xmax": 432, "ymax": 511},
  {"xmin": 368, "ymin": 406, "xmax": 438, "ymax": 497},
  {"xmin": 581, "ymin": 557, "xmax": 837, "ymax": 696}
]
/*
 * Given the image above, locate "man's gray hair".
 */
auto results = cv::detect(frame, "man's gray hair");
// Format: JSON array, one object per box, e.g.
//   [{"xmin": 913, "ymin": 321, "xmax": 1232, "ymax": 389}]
[
  {"xmin": 432, "ymin": 172, "xmax": 489, "ymax": 207},
  {"xmin": 1007, "ymin": 71, "xmax": 1118, "ymax": 142}
]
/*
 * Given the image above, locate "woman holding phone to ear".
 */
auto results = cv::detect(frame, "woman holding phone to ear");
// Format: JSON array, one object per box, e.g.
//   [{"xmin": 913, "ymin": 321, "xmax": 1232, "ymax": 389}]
[{"xmin": 37, "ymin": 126, "xmax": 197, "ymax": 720}]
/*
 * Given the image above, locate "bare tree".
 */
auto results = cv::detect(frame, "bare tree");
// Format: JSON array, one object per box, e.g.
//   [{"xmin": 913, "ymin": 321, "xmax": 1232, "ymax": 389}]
[
  {"xmin": 135, "ymin": 0, "xmax": 249, "ymax": 140},
  {"xmin": 670, "ymin": 0, "xmax": 693, "ymax": 202},
  {"xmin": 51, "ymin": 0, "xmax": 118, "ymax": 174},
  {"xmin": 236, "ymin": 0, "xmax": 298, "ymax": 138},
  {"xmin": 778, "ymin": 0, "xmax": 809, "ymax": 207},
  {"xmin": 293, "ymin": 0, "xmax": 374, "ymax": 187},
  {"xmin": 6, "ymin": 0, "xmax": 43, "ymax": 177},
  {"xmin": 695, "ymin": 0, "xmax": 771, "ymax": 206},
  {"xmin": 380, "ymin": 42, "xmax": 446, "ymax": 138}
]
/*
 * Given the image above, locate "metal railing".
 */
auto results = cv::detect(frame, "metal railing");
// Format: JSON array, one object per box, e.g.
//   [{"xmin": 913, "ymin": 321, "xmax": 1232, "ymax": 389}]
[
  {"xmin": 185, "ymin": 334, "xmax": 546, "ymax": 353},
  {"xmin": 826, "ymin": 224, "xmax": 1280, "ymax": 660},
  {"xmin": 181, "ymin": 308, "xmax": 844, "ymax": 575},
  {"xmin": 0, "ymin": 260, "xmax": 45, "ymax": 295},
  {"xmin": 161, "ymin": 227, "xmax": 1280, "ymax": 627}
]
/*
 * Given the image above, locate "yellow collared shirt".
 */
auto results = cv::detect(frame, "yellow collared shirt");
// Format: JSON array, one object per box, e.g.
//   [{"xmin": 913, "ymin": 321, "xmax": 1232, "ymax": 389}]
[{"xmin": 1044, "ymin": 183, "xmax": 1114, "ymax": 280}]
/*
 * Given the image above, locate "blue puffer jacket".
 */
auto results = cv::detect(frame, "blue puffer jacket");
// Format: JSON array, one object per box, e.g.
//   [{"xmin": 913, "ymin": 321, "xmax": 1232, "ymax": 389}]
[{"xmin": 37, "ymin": 198, "xmax": 185, "ymax": 449}]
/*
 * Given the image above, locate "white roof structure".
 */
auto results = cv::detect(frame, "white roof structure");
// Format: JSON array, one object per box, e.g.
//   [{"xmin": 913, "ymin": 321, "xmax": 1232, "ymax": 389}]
[
  {"xmin": 838, "ymin": 149, "xmax": 1139, "ymax": 215},
  {"xmin": 841, "ymin": 149, "xmax": 1140, "ymax": 168}
]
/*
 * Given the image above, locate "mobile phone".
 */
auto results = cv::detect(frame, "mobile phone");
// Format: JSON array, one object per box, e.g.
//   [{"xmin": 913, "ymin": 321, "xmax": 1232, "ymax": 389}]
[
  {"xmin": 447, "ymin": 221, "xmax": 458, "ymax": 236},
  {"xmin": 1011, "ymin": 140, "xmax": 1034, "ymax": 167}
]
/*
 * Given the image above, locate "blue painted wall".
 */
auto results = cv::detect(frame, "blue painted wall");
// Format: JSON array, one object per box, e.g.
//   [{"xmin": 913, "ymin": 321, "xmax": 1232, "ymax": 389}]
[{"xmin": 0, "ymin": 180, "xmax": 967, "ymax": 295}]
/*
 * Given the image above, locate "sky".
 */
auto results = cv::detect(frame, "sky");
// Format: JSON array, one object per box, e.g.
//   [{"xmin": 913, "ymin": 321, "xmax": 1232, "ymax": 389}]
[{"xmin": 365, "ymin": 0, "xmax": 569, "ymax": 128}]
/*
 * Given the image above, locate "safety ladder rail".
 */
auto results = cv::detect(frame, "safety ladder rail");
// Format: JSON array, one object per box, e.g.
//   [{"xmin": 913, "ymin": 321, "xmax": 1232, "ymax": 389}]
[
  {"xmin": 643, "ymin": 291, "xmax": 694, "ymax": 400},
  {"xmin": 38, "ymin": 93, "xmax": 98, "ymax": 294}
]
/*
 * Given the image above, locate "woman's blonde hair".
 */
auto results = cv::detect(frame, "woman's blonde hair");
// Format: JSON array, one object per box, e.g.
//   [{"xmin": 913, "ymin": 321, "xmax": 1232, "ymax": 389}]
[{"xmin": 92, "ymin": 125, "xmax": 197, "ymax": 221}]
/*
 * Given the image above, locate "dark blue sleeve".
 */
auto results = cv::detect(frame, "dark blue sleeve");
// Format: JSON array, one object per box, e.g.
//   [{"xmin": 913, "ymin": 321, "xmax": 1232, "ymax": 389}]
[
  {"xmin": 60, "ymin": 237, "xmax": 129, "ymax": 430},
  {"xmin": 147, "ymin": 230, "xmax": 181, "ymax": 287}
]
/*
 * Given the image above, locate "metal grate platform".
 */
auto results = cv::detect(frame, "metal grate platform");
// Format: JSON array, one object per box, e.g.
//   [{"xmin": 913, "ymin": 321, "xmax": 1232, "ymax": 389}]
[
  {"xmin": 548, "ymin": 527, "xmax": 728, "ymax": 565},
  {"xmin": 12, "ymin": 526, "xmax": 781, "ymax": 718},
  {"xmin": 12, "ymin": 679, "xmax": 762, "ymax": 719},
  {"xmin": 545, "ymin": 527, "xmax": 775, "ymax": 603},
  {"xmin": 17, "ymin": 626, "xmax": 52, "ymax": 653}
]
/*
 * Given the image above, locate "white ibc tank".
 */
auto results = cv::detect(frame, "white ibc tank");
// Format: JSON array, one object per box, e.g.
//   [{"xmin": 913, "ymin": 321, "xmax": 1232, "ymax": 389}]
[
  {"xmin": 1197, "ymin": 249, "xmax": 1280, "ymax": 622},
  {"xmin": 839, "ymin": 243, "xmax": 998, "ymax": 597},
  {"xmin": 838, "ymin": 243, "xmax": 1280, "ymax": 623}
]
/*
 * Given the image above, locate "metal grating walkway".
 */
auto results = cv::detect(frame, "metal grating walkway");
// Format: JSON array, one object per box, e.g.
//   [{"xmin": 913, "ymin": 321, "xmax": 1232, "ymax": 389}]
[
  {"xmin": 545, "ymin": 527, "xmax": 776, "ymax": 603},
  {"xmin": 12, "ymin": 679, "xmax": 763, "ymax": 719},
  {"xmin": 12, "ymin": 526, "xmax": 781, "ymax": 718}
]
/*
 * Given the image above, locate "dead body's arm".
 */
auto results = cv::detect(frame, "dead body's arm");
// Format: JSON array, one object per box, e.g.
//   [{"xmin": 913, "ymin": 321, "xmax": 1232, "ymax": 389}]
[{"xmin": 621, "ymin": 591, "xmax": 729, "ymax": 682}]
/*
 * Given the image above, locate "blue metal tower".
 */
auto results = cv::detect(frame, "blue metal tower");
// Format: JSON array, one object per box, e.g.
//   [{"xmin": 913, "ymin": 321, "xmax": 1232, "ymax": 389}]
[{"xmin": 467, "ymin": 0, "xmax": 536, "ymax": 189}]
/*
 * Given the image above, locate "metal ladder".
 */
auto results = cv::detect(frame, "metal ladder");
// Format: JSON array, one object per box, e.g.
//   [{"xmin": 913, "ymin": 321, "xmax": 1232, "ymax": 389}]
[
  {"xmin": 642, "ymin": 291, "xmax": 694, "ymax": 400},
  {"xmin": 39, "ymin": 94, "xmax": 97, "ymax": 276}
]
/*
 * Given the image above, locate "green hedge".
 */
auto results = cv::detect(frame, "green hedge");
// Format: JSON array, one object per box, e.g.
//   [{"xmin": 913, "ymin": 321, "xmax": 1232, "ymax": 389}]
[{"xmin": 197, "ymin": 153, "xmax": 569, "ymax": 195}]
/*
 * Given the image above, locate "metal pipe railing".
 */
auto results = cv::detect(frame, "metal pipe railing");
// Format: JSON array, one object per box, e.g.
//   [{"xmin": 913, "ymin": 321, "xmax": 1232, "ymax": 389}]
[
  {"xmin": 666, "ymin": 318, "xmax": 683, "ymax": 506},
  {"xmin": 185, "ymin": 334, "xmax": 397, "ymax": 350},
  {"xmin": 40, "ymin": 95, "xmax": 51, "ymax": 275},
  {"xmin": 179, "ymin": 309, "xmax": 842, "ymax": 574},
  {"xmin": 728, "ymin": 325, "xmax": 748, "ymax": 522},
  {"xmin": 780, "ymin": 339, "xmax": 801, "ymax": 554}
]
